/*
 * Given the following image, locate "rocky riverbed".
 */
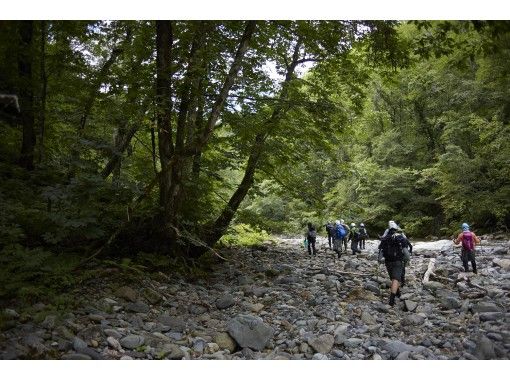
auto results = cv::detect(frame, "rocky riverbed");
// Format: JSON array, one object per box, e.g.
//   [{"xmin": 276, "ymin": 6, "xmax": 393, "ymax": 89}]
[{"xmin": 1, "ymin": 237, "xmax": 509, "ymax": 360}]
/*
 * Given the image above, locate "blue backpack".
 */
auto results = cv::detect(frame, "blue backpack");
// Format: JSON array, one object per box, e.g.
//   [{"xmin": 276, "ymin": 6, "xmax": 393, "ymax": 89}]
[{"xmin": 335, "ymin": 224, "xmax": 346, "ymax": 239}]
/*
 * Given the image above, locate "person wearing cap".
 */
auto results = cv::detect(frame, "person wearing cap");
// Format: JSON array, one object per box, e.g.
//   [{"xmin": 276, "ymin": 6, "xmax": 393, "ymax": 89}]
[
  {"xmin": 378, "ymin": 220, "xmax": 413, "ymax": 306},
  {"xmin": 347, "ymin": 222, "xmax": 362, "ymax": 255},
  {"xmin": 453, "ymin": 223, "xmax": 481, "ymax": 274},
  {"xmin": 333, "ymin": 220, "xmax": 347, "ymax": 258},
  {"xmin": 339, "ymin": 219, "xmax": 350, "ymax": 254},
  {"xmin": 358, "ymin": 223, "xmax": 369, "ymax": 250}
]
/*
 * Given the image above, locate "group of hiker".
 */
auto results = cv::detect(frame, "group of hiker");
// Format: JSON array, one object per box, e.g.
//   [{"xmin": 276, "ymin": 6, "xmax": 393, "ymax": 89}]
[
  {"xmin": 304, "ymin": 219, "xmax": 482, "ymax": 307},
  {"xmin": 304, "ymin": 220, "xmax": 368, "ymax": 257}
]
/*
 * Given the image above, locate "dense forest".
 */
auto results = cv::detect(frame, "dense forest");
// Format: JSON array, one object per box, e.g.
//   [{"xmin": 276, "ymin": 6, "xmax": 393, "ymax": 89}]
[{"xmin": 0, "ymin": 20, "xmax": 509, "ymax": 305}]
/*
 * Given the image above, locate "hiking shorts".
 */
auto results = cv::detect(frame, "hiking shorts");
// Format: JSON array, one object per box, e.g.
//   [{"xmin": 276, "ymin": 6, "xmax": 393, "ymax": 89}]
[{"xmin": 385, "ymin": 260, "xmax": 404, "ymax": 282}]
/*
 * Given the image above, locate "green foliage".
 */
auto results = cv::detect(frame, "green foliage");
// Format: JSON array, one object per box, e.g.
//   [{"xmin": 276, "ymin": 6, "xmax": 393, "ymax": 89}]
[{"xmin": 219, "ymin": 223, "xmax": 274, "ymax": 247}]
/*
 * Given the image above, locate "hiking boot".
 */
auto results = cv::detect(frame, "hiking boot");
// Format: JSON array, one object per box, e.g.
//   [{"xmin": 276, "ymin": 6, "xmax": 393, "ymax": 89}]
[
  {"xmin": 389, "ymin": 293, "xmax": 396, "ymax": 306},
  {"xmin": 396, "ymin": 289, "xmax": 401, "ymax": 298}
]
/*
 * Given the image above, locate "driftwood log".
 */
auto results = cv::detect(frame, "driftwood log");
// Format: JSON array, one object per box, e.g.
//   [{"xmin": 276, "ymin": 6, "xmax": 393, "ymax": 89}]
[{"xmin": 422, "ymin": 258, "xmax": 436, "ymax": 283}]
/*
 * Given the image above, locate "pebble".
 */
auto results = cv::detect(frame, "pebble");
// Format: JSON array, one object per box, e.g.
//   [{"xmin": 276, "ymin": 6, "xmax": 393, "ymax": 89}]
[{"xmin": 2, "ymin": 238, "xmax": 509, "ymax": 360}]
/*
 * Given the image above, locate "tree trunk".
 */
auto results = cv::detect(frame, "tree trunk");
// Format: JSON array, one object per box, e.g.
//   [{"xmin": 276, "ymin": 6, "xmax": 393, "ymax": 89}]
[
  {"xmin": 18, "ymin": 20, "xmax": 36, "ymax": 171},
  {"xmin": 197, "ymin": 39, "xmax": 303, "ymax": 253},
  {"xmin": 38, "ymin": 20, "xmax": 47, "ymax": 164},
  {"xmin": 203, "ymin": 133, "xmax": 266, "ymax": 247},
  {"xmin": 156, "ymin": 20, "xmax": 174, "ymax": 218}
]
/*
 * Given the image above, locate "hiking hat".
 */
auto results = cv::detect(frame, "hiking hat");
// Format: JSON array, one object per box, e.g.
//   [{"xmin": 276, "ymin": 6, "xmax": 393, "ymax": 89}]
[
  {"xmin": 350, "ymin": 223, "xmax": 355, "ymax": 227},
  {"xmin": 388, "ymin": 220, "xmax": 398, "ymax": 229},
  {"xmin": 462, "ymin": 223, "xmax": 470, "ymax": 231},
  {"xmin": 335, "ymin": 220, "xmax": 341, "ymax": 225},
  {"xmin": 360, "ymin": 223, "xmax": 365, "ymax": 227},
  {"xmin": 340, "ymin": 219, "xmax": 345, "ymax": 224}
]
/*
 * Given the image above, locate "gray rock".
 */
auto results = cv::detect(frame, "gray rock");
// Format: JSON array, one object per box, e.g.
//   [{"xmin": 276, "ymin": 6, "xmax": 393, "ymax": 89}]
[
  {"xmin": 343, "ymin": 338, "xmax": 364, "ymax": 348},
  {"xmin": 396, "ymin": 351, "xmax": 410, "ymax": 360},
  {"xmin": 41, "ymin": 315, "xmax": 57, "ymax": 329},
  {"xmin": 475, "ymin": 335, "xmax": 497, "ymax": 359},
  {"xmin": 252, "ymin": 287, "xmax": 269, "ymax": 297},
  {"xmin": 361, "ymin": 310, "xmax": 377, "ymax": 325},
  {"xmin": 3, "ymin": 309, "xmax": 19, "ymax": 319},
  {"xmin": 383, "ymin": 340, "xmax": 415, "ymax": 359},
  {"xmin": 143, "ymin": 288, "xmax": 163, "ymax": 305},
  {"xmin": 440, "ymin": 297, "xmax": 461, "ymax": 310},
  {"xmin": 312, "ymin": 353, "xmax": 329, "ymax": 360},
  {"xmin": 472, "ymin": 302, "xmax": 502, "ymax": 314},
  {"xmin": 115, "ymin": 286, "xmax": 138, "ymax": 302},
  {"xmin": 189, "ymin": 304, "xmax": 208, "ymax": 315},
  {"xmin": 216, "ymin": 294, "xmax": 235, "ymax": 310},
  {"xmin": 62, "ymin": 353, "xmax": 92, "ymax": 360},
  {"xmin": 192, "ymin": 338, "xmax": 206, "ymax": 353},
  {"xmin": 492, "ymin": 258, "xmax": 510, "ymax": 270},
  {"xmin": 107, "ymin": 336, "xmax": 123, "ymax": 351},
  {"xmin": 214, "ymin": 332, "xmax": 237, "ymax": 352},
  {"xmin": 158, "ymin": 343, "xmax": 185, "ymax": 359},
  {"xmin": 227, "ymin": 314, "xmax": 274, "ymax": 351},
  {"xmin": 402, "ymin": 314, "xmax": 425, "ymax": 326},
  {"xmin": 72, "ymin": 337, "xmax": 88, "ymax": 351},
  {"xmin": 125, "ymin": 301, "xmax": 150, "ymax": 314},
  {"xmin": 158, "ymin": 316, "xmax": 186, "ymax": 332},
  {"xmin": 307, "ymin": 334, "xmax": 334, "ymax": 354},
  {"xmin": 120, "ymin": 335, "xmax": 145, "ymax": 349},
  {"xmin": 334, "ymin": 333, "xmax": 347, "ymax": 345},
  {"xmin": 404, "ymin": 300, "xmax": 418, "ymax": 312},
  {"xmin": 103, "ymin": 329, "xmax": 123, "ymax": 339},
  {"xmin": 479, "ymin": 312, "xmax": 505, "ymax": 322},
  {"xmin": 423, "ymin": 281, "xmax": 445, "ymax": 290}
]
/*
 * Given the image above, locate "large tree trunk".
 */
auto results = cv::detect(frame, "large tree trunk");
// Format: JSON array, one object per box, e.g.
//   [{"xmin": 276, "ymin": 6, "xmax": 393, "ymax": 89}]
[
  {"xmin": 197, "ymin": 39, "xmax": 303, "ymax": 253},
  {"xmin": 38, "ymin": 20, "xmax": 47, "ymax": 164},
  {"xmin": 18, "ymin": 20, "xmax": 36, "ymax": 171},
  {"xmin": 156, "ymin": 20, "xmax": 174, "ymax": 218}
]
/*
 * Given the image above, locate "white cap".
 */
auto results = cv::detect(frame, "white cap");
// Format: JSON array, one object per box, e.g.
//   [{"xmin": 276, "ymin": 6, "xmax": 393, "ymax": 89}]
[
  {"xmin": 340, "ymin": 219, "xmax": 345, "ymax": 224},
  {"xmin": 388, "ymin": 220, "xmax": 398, "ymax": 229},
  {"xmin": 335, "ymin": 220, "xmax": 340, "ymax": 225},
  {"xmin": 350, "ymin": 223, "xmax": 355, "ymax": 227}
]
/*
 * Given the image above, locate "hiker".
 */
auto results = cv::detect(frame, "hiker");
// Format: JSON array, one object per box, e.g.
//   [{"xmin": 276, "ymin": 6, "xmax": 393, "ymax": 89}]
[
  {"xmin": 453, "ymin": 222, "xmax": 481, "ymax": 274},
  {"xmin": 306, "ymin": 222, "xmax": 318, "ymax": 256},
  {"xmin": 348, "ymin": 222, "xmax": 362, "ymax": 255},
  {"xmin": 378, "ymin": 220, "xmax": 413, "ymax": 306},
  {"xmin": 358, "ymin": 223, "xmax": 369, "ymax": 250},
  {"xmin": 339, "ymin": 219, "xmax": 350, "ymax": 254},
  {"xmin": 324, "ymin": 221, "xmax": 334, "ymax": 249},
  {"xmin": 333, "ymin": 220, "xmax": 347, "ymax": 258}
]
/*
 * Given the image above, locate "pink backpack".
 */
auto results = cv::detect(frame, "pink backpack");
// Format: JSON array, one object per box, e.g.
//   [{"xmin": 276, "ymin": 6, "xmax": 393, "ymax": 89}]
[{"xmin": 462, "ymin": 231, "xmax": 475, "ymax": 251}]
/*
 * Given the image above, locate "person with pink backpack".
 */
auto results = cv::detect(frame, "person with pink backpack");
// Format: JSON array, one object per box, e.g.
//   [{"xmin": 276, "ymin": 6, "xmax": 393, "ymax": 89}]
[{"xmin": 453, "ymin": 223, "xmax": 481, "ymax": 274}]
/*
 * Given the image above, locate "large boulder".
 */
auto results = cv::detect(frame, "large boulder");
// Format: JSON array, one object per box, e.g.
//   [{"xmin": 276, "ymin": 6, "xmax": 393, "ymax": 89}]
[{"xmin": 227, "ymin": 314, "xmax": 274, "ymax": 351}]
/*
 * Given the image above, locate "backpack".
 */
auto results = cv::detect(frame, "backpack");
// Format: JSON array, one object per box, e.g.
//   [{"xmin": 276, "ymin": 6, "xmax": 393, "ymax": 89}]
[
  {"xmin": 382, "ymin": 232, "xmax": 405, "ymax": 261},
  {"xmin": 359, "ymin": 227, "xmax": 367, "ymax": 238},
  {"xmin": 326, "ymin": 223, "xmax": 334, "ymax": 234},
  {"xmin": 462, "ymin": 231, "xmax": 475, "ymax": 251},
  {"xmin": 335, "ymin": 224, "xmax": 347, "ymax": 239},
  {"xmin": 308, "ymin": 229, "xmax": 317, "ymax": 239}
]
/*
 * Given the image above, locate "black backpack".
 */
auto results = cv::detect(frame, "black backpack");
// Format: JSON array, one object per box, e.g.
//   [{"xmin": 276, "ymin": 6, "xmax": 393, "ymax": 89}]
[
  {"xmin": 308, "ymin": 229, "xmax": 317, "ymax": 239},
  {"xmin": 381, "ymin": 232, "xmax": 405, "ymax": 261},
  {"xmin": 359, "ymin": 227, "xmax": 367, "ymax": 238}
]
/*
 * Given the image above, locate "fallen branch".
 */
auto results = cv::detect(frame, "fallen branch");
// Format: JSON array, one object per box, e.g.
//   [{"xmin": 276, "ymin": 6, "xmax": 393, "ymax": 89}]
[{"xmin": 422, "ymin": 258, "xmax": 436, "ymax": 283}]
